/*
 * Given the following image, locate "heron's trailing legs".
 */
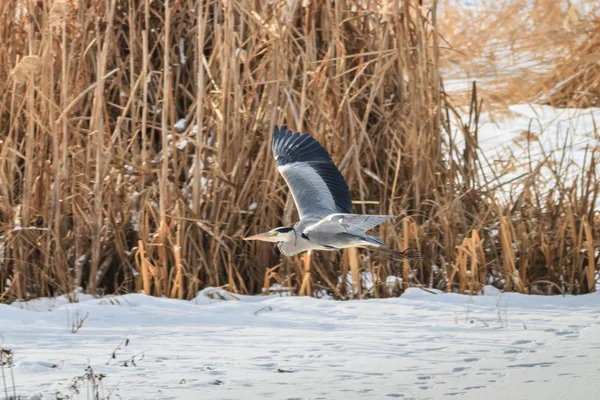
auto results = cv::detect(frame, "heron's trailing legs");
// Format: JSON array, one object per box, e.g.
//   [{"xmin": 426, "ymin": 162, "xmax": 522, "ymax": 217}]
[{"xmin": 366, "ymin": 246, "xmax": 423, "ymax": 261}]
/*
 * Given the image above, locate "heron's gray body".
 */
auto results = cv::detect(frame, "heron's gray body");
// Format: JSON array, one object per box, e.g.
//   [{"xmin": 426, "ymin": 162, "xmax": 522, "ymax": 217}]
[
  {"xmin": 277, "ymin": 216, "xmax": 388, "ymax": 256},
  {"xmin": 262, "ymin": 125, "xmax": 397, "ymax": 256}
]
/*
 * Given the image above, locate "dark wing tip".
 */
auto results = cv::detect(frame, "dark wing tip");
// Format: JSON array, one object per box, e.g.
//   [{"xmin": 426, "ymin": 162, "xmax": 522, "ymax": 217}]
[
  {"xmin": 275, "ymin": 124, "xmax": 288, "ymax": 135},
  {"xmin": 271, "ymin": 125, "xmax": 353, "ymax": 214},
  {"xmin": 272, "ymin": 125, "xmax": 331, "ymax": 166}
]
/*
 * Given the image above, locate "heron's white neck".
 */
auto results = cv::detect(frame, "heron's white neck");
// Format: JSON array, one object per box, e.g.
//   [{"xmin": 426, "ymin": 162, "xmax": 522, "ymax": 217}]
[{"xmin": 276, "ymin": 229, "xmax": 296, "ymax": 243}]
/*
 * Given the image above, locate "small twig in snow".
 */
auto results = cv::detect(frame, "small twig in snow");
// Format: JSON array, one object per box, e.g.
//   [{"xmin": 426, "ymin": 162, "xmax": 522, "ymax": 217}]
[{"xmin": 254, "ymin": 306, "xmax": 273, "ymax": 315}]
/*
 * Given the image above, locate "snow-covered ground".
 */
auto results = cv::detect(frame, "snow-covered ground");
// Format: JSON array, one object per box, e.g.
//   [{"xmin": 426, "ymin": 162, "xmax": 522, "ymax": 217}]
[{"xmin": 2, "ymin": 287, "xmax": 600, "ymax": 399}]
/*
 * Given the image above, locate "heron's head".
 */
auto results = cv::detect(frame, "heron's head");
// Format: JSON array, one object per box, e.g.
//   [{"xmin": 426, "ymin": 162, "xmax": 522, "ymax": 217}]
[{"xmin": 243, "ymin": 227, "xmax": 294, "ymax": 243}]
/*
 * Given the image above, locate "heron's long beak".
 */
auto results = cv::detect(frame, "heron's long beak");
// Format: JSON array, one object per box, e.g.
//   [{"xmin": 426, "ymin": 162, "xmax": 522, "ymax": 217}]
[{"xmin": 243, "ymin": 232, "xmax": 278, "ymax": 242}]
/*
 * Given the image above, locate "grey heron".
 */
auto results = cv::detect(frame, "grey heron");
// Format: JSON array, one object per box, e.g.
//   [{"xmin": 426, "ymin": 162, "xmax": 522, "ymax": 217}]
[{"xmin": 244, "ymin": 125, "xmax": 421, "ymax": 260}]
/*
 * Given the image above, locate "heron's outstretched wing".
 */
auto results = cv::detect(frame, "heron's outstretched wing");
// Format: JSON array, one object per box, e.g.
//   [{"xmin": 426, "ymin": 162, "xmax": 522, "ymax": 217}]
[
  {"xmin": 272, "ymin": 125, "xmax": 352, "ymax": 219},
  {"xmin": 303, "ymin": 214, "xmax": 393, "ymax": 234}
]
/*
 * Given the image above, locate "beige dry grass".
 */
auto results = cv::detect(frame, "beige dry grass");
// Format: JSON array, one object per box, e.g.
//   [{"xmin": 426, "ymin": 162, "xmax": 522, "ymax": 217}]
[
  {"xmin": 438, "ymin": 0, "xmax": 600, "ymax": 109},
  {"xmin": 0, "ymin": 0, "xmax": 597, "ymax": 302},
  {"xmin": 532, "ymin": 18, "xmax": 600, "ymax": 108}
]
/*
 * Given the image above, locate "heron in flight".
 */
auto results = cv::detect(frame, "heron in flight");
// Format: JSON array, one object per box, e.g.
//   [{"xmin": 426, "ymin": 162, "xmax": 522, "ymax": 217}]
[{"xmin": 244, "ymin": 125, "xmax": 421, "ymax": 260}]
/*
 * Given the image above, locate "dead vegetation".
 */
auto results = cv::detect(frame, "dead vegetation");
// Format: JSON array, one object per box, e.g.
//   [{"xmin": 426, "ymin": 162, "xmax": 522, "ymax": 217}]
[
  {"xmin": 0, "ymin": 0, "xmax": 597, "ymax": 302},
  {"xmin": 1, "ymin": 347, "xmax": 16, "ymax": 400},
  {"xmin": 69, "ymin": 310, "xmax": 89, "ymax": 333},
  {"xmin": 533, "ymin": 18, "xmax": 600, "ymax": 108},
  {"xmin": 439, "ymin": 0, "xmax": 600, "ymax": 109},
  {"xmin": 0, "ymin": 336, "xmax": 142, "ymax": 399}
]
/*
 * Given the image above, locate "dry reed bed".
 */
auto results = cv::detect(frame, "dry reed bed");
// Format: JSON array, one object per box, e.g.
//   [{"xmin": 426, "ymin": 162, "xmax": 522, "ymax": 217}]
[
  {"xmin": 0, "ymin": 0, "xmax": 597, "ymax": 302},
  {"xmin": 438, "ymin": 0, "xmax": 600, "ymax": 109},
  {"xmin": 533, "ymin": 18, "xmax": 600, "ymax": 108}
]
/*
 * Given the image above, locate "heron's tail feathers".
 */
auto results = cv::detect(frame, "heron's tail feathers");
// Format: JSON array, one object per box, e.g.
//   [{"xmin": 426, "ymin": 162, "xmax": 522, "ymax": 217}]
[{"xmin": 369, "ymin": 246, "xmax": 423, "ymax": 261}]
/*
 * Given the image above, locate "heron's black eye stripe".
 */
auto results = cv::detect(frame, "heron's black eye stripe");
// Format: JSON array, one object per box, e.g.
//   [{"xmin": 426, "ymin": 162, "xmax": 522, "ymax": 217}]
[
  {"xmin": 276, "ymin": 227, "xmax": 294, "ymax": 233},
  {"xmin": 301, "ymin": 233, "xmax": 309, "ymax": 240}
]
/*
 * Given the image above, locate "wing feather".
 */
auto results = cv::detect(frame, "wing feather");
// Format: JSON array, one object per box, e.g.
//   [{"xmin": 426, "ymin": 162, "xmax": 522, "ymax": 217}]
[
  {"xmin": 272, "ymin": 125, "xmax": 352, "ymax": 219},
  {"xmin": 304, "ymin": 214, "xmax": 394, "ymax": 234}
]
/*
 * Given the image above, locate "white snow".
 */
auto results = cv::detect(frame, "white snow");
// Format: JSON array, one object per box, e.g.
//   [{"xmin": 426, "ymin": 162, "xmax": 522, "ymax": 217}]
[
  {"xmin": 174, "ymin": 118, "xmax": 186, "ymax": 132},
  {"xmin": 449, "ymin": 103, "xmax": 600, "ymax": 204},
  {"xmin": 176, "ymin": 139, "xmax": 188, "ymax": 150},
  {"xmin": 2, "ymin": 288, "xmax": 600, "ymax": 399}
]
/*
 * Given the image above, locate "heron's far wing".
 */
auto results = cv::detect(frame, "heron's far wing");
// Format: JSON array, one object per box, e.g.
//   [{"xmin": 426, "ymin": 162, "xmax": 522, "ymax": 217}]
[
  {"xmin": 304, "ymin": 213, "xmax": 393, "ymax": 234},
  {"xmin": 272, "ymin": 125, "xmax": 352, "ymax": 219}
]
